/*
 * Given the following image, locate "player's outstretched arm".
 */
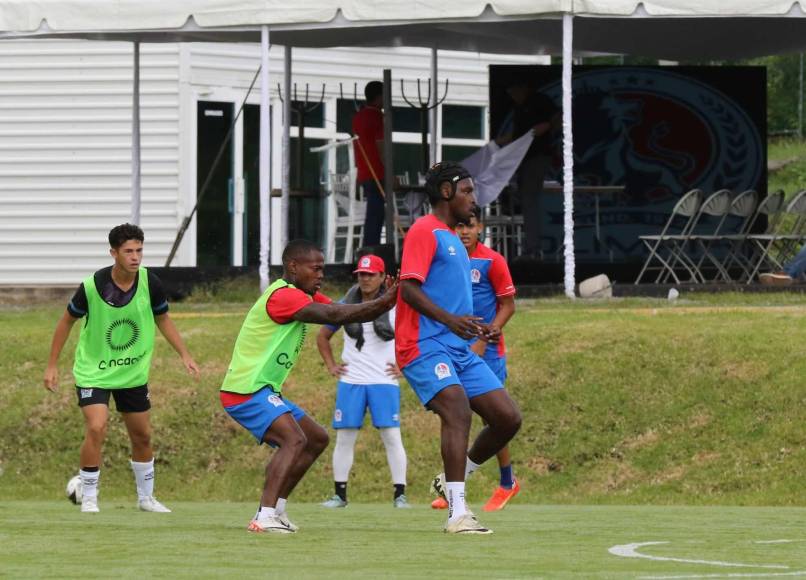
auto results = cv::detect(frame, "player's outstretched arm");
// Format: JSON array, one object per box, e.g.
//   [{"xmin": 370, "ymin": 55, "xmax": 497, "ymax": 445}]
[
  {"xmin": 44, "ymin": 311, "xmax": 79, "ymax": 392},
  {"xmin": 317, "ymin": 326, "xmax": 347, "ymax": 377},
  {"xmin": 155, "ymin": 313, "xmax": 200, "ymax": 378},
  {"xmin": 400, "ymin": 279, "xmax": 483, "ymax": 340},
  {"xmin": 294, "ymin": 277, "xmax": 398, "ymax": 326}
]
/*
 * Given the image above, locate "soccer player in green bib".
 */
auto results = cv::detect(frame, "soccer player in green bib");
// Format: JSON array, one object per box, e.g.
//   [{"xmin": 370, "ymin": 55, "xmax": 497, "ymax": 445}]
[
  {"xmin": 220, "ymin": 240, "xmax": 398, "ymax": 534},
  {"xmin": 44, "ymin": 224, "xmax": 199, "ymax": 513}
]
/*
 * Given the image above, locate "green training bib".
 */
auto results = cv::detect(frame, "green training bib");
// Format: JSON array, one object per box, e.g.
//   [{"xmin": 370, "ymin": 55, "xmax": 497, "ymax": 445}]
[
  {"xmin": 221, "ymin": 279, "xmax": 309, "ymax": 395},
  {"xmin": 73, "ymin": 267, "xmax": 156, "ymax": 389}
]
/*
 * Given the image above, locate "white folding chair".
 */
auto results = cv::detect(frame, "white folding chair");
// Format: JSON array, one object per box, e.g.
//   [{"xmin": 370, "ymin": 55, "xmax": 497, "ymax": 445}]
[
  {"xmin": 330, "ymin": 168, "xmax": 364, "ymax": 264},
  {"xmin": 719, "ymin": 190, "xmax": 784, "ymax": 282},
  {"xmin": 709, "ymin": 190, "xmax": 759, "ymax": 282},
  {"xmin": 683, "ymin": 189, "xmax": 735, "ymax": 282},
  {"xmin": 746, "ymin": 190, "xmax": 806, "ymax": 283},
  {"xmin": 635, "ymin": 189, "xmax": 702, "ymax": 284}
]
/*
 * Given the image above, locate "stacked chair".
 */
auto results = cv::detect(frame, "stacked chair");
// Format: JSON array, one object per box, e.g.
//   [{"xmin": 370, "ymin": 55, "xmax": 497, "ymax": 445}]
[{"xmin": 636, "ymin": 188, "xmax": 806, "ymax": 284}]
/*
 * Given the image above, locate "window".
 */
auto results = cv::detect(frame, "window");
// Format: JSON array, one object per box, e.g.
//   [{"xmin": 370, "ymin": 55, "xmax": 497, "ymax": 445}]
[
  {"xmin": 442, "ymin": 105, "xmax": 484, "ymax": 139},
  {"xmin": 291, "ymin": 100, "xmax": 325, "ymax": 128},
  {"xmin": 442, "ymin": 145, "xmax": 478, "ymax": 165}
]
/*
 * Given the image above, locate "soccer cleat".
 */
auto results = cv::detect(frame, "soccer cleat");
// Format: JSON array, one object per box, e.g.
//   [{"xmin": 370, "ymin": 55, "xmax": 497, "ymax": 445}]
[
  {"xmin": 430, "ymin": 472, "xmax": 447, "ymax": 500},
  {"xmin": 321, "ymin": 495, "xmax": 348, "ymax": 508},
  {"xmin": 81, "ymin": 496, "xmax": 99, "ymax": 513},
  {"xmin": 431, "ymin": 497, "xmax": 448, "ymax": 510},
  {"xmin": 444, "ymin": 512, "xmax": 493, "ymax": 535},
  {"xmin": 393, "ymin": 494, "xmax": 412, "ymax": 509},
  {"xmin": 482, "ymin": 478, "xmax": 521, "ymax": 512},
  {"xmin": 247, "ymin": 515, "xmax": 295, "ymax": 534},
  {"xmin": 278, "ymin": 512, "xmax": 299, "ymax": 532},
  {"xmin": 138, "ymin": 496, "xmax": 172, "ymax": 513}
]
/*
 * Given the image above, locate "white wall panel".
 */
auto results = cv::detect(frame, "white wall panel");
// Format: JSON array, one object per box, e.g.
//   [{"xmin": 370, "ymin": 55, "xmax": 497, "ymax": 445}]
[{"xmin": 0, "ymin": 40, "xmax": 181, "ymax": 285}]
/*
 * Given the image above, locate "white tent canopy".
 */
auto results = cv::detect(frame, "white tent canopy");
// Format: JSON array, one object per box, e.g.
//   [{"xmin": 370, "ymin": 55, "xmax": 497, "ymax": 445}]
[
  {"xmin": 1, "ymin": 0, "xmax": 802, "ymax": 295},
  {"xmin": 5, "ymin": 1, "xmax": 806, "ymax": 59}
]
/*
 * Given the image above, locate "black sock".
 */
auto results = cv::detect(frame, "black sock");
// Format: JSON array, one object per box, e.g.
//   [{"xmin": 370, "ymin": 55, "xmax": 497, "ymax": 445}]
[
  {"xmin": 394, "ymin": 484, "xmax": 405, "ymax": 499},
  {"xmin": 335, "ymin": 481, "xmax": 347, "ymax": 502}
]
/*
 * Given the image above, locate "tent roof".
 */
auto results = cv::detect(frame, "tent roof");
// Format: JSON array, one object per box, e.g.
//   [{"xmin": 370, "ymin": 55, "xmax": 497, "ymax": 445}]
[{"xmin": 3, "ymin": 1, "xmax": 806, "ymax": 59}]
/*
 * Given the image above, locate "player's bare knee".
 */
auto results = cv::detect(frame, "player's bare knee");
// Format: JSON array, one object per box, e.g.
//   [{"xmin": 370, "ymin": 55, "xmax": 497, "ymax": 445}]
[
  {"xmin": 129, "ymin": 429, "xmax": 151, "ymax": 450},
  {"xmin": 309, "ymin": 428, "xmax": 329, "ymax": 456},
  {"xmin": 85, "ymin": 422, "xmax": 107, "ymax": 441}
]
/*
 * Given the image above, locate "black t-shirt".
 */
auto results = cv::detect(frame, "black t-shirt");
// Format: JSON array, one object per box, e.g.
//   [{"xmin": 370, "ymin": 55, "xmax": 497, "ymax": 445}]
[
  {"xmin": 513, "ymin": 92, "xmax": 558, "ymax": 159},
  {"xmin": 67, "ymin": 266, "xmax": 169, "ymax": 318}
]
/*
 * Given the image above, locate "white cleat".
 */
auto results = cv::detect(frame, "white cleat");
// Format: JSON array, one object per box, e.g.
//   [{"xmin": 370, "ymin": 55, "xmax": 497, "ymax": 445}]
[
  {"xmin": 247, "ymin": 515, "xmax": 295, "ymax": 534},
  {"xmin": 81, "ymin": 496, "xmax": 99, "ymax": 513},
  {"xmin": 278, "ymin": 513, "xmax": 299, "ymax": 532},
  {"xmin": 444, "ymin": 512, "xmax": 493, "ymax": 535},
  {"xmin": 138, "ymin": 496, "xmax": 171, "ymax": 513}
]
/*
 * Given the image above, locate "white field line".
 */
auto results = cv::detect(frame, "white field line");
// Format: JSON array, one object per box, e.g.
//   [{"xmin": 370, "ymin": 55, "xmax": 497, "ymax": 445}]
[
  {"xmin": 640, "ymin": 572, "xmax": 806, "ymax": 579},
  {"xmin": 754, "ymin": 541, "xmax": 806, "ymax": 545},
  {"xmin": 609, "ymin": 542, "xmax": 789, "ymax": 569}
]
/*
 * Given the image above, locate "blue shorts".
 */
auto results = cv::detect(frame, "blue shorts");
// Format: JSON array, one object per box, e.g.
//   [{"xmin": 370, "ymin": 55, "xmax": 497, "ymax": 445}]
[
  {"xmin": 333, "ymin": 381, "xmax": 400, "ymax": 429},
  {"xmin": 223, "ymin": 387, "xmax": 306, "ymax": 445},
  {"xmin": 402, "ymin": 339, "xmax": 503, "ymax": 406},
  {"xmin": 483, "ymin": 356, "xmax": 508, "ymax": 384}
]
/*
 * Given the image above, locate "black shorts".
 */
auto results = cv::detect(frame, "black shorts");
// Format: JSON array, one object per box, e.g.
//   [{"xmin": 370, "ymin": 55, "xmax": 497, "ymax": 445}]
[{"xmin": 75, "ymin": 385, "xmax": 151, "ymax": 413}]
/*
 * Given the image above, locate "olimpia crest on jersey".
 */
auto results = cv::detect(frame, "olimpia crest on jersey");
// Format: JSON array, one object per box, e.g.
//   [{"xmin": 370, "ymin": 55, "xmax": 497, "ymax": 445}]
[{"xmin": 73, "ymin": 268, "xmax": 156, "ymax": 389}]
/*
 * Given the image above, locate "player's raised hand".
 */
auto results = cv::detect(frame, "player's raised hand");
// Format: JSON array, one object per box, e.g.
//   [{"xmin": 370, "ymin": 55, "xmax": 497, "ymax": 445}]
[
  {"xmin": 447, "ymin": 314, "xmax": 484, "ymax": 340},
  {"xmin": 379, "ymin": 273, "xmax": 399, "ymax": 309},
  {"xmin": 43, "ymin": 365, "xmax": 59, "ymax": 392},
  {"xmin": 328, "ymin": 362, "xmax": 348, "ymax": 377}
]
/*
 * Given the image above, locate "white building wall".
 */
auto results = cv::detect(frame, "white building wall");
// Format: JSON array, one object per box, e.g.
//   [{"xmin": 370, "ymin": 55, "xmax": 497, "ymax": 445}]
[
  {"xmin": 0, "ymin": 40, "xmax": 181, "ymax": 285},
  {"xmin": 0, "ymin": 40, "xmax": 544, "ymax": 285}
]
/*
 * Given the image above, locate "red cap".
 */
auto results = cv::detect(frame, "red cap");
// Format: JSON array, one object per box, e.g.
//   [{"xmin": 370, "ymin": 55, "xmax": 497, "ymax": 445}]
[{"xmin": 353, "ymin": 254, "xmax": 385, "ymax": 274}]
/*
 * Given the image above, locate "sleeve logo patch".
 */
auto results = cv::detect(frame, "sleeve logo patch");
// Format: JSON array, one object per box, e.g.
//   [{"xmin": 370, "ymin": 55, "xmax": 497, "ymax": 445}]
[{"xmin": 434, "ymin": 362, "xmax": 452, "ymax": 380}]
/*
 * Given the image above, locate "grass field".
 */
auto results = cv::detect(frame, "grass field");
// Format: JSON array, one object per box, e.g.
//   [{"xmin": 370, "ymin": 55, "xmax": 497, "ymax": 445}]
[
  {"xmin": 2, "ymin": 502, "xmax": 806, "ymax": 578},
  {"xmin": 3, "ymin": 292, "xmax": 806, "ymax": 506},
  {"xmin": 2, "ymin": 291, "xmax": 806, "ymax": 577}
]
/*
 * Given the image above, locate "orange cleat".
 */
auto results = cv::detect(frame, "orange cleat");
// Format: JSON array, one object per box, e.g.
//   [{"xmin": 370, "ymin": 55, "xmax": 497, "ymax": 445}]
[
  {"xmin": 430, "ymin": 496, "xmax": 448, "ymax": 510},
  {"xmin": 482, "ymin": 478, "xmax": 521, "ymax": 512}
]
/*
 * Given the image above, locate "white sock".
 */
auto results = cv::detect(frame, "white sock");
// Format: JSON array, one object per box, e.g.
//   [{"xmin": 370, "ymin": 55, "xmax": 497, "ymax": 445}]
[
  {"xmin": 379, "ymin": 428, "xmax": 407, "ymax": 485},
  {"xmin": 258, "ymin": 506, "xmax": 276, "ymax": 519},
  {"xmin": 276, "ymin": 498, "xmax": 287, "ymax": 515},
  {"xmin": 333, "ymin": 428, "xmax": 359, "ymax": 482},
  {"xmin": 79, "ymin": 468, "xmax": 100, "ymax": 500},
  {"xmin": 465, "ymin": 457, "xmax": 481, "ymax": 479},
  {"xmin": 130, "ymin": 459, "xmax": 155, "ymax": 500},
  {"xmin": 446, "ymin": 481, "xmax": 468, "ymax": 522}
]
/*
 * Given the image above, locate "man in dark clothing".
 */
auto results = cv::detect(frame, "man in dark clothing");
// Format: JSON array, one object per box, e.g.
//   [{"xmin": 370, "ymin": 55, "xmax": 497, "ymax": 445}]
[
  {"xmin": 353, "ymin": 81, "xmax": 386, "ymax": 247},
  {"xmin": 497, "ymin": 82, "xmax": 560, "ymax": 257}
]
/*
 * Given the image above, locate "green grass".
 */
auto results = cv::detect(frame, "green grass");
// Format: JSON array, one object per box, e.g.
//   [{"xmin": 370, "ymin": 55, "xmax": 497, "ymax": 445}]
[
  {"xmin": 2, "ymin": 293, "xmax": 806, "ymax": 508},
  {"xmin": 2, "ymin": 502, "xmax": 806, "ymax": 578}
]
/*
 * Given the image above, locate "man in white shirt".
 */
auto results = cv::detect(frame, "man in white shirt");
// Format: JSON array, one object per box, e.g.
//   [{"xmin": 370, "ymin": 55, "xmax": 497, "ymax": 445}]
[{"xmin": 316, "ymin": 254, "xmax": 409, "ymax": 508}]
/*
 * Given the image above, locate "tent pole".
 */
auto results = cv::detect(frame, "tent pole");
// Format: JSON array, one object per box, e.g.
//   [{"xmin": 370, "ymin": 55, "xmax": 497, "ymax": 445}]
[
  {"xmin": 430, "ymin": 47, "xmax": 438, "ymax": 166},
  {"xmin": 562, "ymin": 14, "xmax": 576, "ymax": 299},
  {"xmin": 131, "ymin": 41, "xmax": 141, "ymax": 225},
  {"xmin": 282, "ymin": 46, "xmax": 292, "ymax": 249},
  {"xmin": 259, "ymin": 26, "xmax": 271, "ymax": 291}
]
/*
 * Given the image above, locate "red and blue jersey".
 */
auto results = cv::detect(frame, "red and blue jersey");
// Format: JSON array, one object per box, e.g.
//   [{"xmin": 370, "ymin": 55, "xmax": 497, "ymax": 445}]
[
  {"xmin": 469, "ymin": 242, "xmax": 516, "ymax": 360},
  {"xmin": 395, "ymin": 214, "xmax": 473, "ymax": 368}
]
